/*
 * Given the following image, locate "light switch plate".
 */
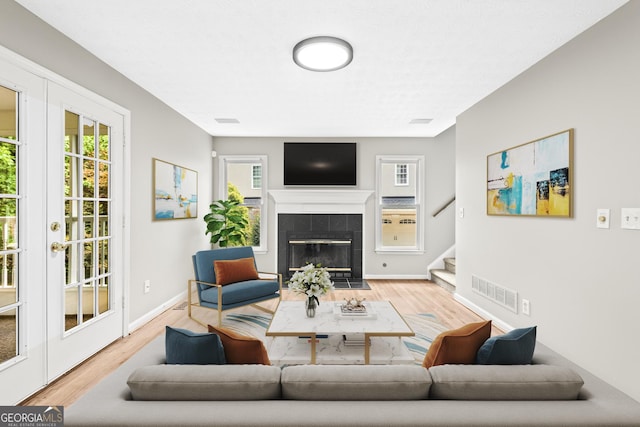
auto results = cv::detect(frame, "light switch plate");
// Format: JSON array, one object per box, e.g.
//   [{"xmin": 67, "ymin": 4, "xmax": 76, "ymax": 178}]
[
  {"xmin": 621, "ymin": 208, "xmax": 640, "ymax": 230},
  {"xmin": 596, "ymin": 209, "xmax": 610, "ymax": 229}
]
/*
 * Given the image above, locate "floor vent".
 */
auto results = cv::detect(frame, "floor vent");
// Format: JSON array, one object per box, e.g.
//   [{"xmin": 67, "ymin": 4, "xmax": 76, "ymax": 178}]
[{"xmin": 471, "ymin": 275, "xmax": 518, "ymax": 313}]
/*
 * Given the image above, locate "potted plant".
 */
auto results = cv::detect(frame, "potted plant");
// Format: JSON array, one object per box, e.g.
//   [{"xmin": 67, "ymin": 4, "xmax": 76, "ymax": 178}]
[{"xmin": 204, "ymin": 199, "xmax": 249, "ymax": 247}]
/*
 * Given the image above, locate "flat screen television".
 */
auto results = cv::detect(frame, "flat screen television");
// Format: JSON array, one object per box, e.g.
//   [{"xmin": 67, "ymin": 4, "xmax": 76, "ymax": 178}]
[{"xmin": 284, "ymin": 142, "xmax": 357, "ymax": 186}]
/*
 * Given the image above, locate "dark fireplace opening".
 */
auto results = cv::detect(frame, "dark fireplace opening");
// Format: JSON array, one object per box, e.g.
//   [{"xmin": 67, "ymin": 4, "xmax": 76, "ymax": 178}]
[
  {"xmin": 288, "ymin": 237, "xmax": 353, "ymax": 278},
  {"xmin": 278, "ymin": 214, "xmax": 366, "ymax": 289}
]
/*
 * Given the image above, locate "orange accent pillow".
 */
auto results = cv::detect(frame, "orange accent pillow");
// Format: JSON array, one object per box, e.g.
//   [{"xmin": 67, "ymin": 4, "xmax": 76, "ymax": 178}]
[
  {"xmin": 207, "ymin": 325, "xmax": 271, "ymax": 365},
  {"xmin": 422, "ymin": 320, "xmax": 492, "ymax": 368},
  {"xmin": 213, "ymin": 257, "xmax": 259, "ymax": 285}
]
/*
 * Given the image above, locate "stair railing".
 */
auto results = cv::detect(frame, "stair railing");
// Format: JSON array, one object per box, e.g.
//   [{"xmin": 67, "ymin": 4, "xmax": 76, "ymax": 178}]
[{"xmin": 432, "ymin": 196, "xmax": 455, "ymax": 217}]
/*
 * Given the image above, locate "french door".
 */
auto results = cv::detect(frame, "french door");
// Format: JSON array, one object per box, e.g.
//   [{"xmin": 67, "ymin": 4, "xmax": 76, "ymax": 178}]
[
  {"xmin": 0, "ymin": 49, "xmax": 127, "ymax": 403},
  {"xmin": 46, "ymin": 82, "xmax": 125, "ymax": 381},
  {"xmin": 0, "ymin": 54, "xmax": 48, "ymax": 405}
]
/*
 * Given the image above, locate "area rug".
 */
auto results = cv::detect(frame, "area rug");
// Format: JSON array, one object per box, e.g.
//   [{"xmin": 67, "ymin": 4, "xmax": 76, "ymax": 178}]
[{"xmin": 223, "ymin": 312, "xmax": 448, "ymax": 365}]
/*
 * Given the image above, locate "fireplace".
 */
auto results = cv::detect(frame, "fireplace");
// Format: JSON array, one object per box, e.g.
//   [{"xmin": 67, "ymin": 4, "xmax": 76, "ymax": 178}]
[
  {"xmin": 288, "ymin": 234, "xmax": 353, "ymax": 278},
  {"xmin": 278, "ymin": 214, "xmax": 363, "ymax": 285}
]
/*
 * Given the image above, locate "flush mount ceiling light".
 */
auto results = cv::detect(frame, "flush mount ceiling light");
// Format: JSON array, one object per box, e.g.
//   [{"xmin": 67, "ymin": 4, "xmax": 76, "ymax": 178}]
[{"xmin": 293, "ymin": 36, "xmax": 353, "ymax": 72}]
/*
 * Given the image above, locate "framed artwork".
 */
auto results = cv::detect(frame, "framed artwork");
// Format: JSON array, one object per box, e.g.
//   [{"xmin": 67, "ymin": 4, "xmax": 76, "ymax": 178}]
[
  {"xmin": 487, "ymin": 129, "xmax": 573, "ymax": 217},
  {"xmin": 153, "ymin": 158, "xmax": 198, "ymax": 220}
]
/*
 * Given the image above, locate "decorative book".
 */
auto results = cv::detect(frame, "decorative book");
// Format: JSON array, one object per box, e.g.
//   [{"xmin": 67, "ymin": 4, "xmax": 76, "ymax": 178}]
[{"xmin": 333, "ymin": 301, "xmax": 377, "ymax": 319}]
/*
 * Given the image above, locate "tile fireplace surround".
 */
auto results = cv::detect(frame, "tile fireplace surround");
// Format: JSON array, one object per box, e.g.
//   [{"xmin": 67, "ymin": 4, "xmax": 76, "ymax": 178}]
[{"xmin": 270, "ymin": 190, "xmax": 373, "ymax": 284}]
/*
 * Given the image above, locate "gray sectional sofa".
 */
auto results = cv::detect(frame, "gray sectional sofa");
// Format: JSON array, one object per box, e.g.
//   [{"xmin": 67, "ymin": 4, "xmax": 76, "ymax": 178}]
[{"xmin": 65, "ymin": 336, "xmax": 640, "ymax": 427}]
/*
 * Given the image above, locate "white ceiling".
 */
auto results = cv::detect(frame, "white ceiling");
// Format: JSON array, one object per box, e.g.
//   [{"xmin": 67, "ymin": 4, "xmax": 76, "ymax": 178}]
[{"xmin": 16, "ymin": 0, "xmax": 627, "ymax": 138}]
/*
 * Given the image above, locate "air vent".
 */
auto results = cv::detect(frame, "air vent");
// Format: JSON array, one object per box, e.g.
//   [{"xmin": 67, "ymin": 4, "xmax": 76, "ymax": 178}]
[
  {"xmin": 214, "ymin": 118, "xmax": 240, "ymax": 124},
  {"xmin": 471, "ymin": 275, "xmax": 518, "ymax": 313},
  {"xmin": 409, "ymin": 118, "xmax": 433, "ymax": 125}
]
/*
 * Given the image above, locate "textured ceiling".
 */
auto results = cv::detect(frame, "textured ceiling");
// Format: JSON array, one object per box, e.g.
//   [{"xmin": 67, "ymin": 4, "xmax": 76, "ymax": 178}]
[{"xmin": 16, "ymin": 0, "xmax": 627, "ymax": 138}]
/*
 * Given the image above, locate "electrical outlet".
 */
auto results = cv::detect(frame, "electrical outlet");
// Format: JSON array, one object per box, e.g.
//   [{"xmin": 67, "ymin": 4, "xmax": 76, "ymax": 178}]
[
  {"xmin": 522, "ymin": 299, "xmax": 530, "ymax": 316},
  {"xmin": 144, "ymin": 280, "xmax": 151, "ymax": 294}
]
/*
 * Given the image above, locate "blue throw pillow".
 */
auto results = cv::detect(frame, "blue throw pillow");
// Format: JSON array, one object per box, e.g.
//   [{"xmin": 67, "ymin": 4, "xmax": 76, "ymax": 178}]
[
  {"xmin": 476, "ymin": 326, "xmax": 537, "ymax": 365},
  {"xmin": 165, "ymin": 326, "xmax": 226, "ymax": 365}
]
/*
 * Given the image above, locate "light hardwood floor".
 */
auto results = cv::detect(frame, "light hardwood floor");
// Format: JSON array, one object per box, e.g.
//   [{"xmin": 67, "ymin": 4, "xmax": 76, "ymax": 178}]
[{"xmin": 21, "ymin": 279, "xmax": 500, "ymax": 407}]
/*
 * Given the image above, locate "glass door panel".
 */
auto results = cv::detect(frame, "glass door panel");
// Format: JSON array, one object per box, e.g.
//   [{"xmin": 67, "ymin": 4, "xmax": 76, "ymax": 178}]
[
  {"xmin": 0, "ymin": 308, "xmax": 17, "ymax": 364},
  {"xmin": 63, "ymin": 111, "xmax": 112, "ymax": 332},
  {"xmin": 0, "ymin": 85, "xmax": 20, "ymax": 366}
]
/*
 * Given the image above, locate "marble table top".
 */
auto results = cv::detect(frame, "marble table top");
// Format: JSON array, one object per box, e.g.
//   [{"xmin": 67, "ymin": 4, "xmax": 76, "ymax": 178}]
[
  {"xmin": 265, "ymin": 300, "xmax": 415, "ymax": 365},
  {"xmin": 265, "ymin": 300, "xmax": 414, "ymax": 336}
]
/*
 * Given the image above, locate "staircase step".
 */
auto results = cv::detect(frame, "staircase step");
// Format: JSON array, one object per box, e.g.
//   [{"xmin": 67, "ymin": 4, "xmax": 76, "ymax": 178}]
[
  {"xmin": 443, "ymin": 257, "xmax": 456, "ymax": 274},
  {"xmin": 430, "ymin": 269, "xmax": 456, "ymax": 293}
]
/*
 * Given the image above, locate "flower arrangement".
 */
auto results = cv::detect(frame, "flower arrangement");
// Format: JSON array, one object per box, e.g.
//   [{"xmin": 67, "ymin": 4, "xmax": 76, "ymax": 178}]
[{"xmin": 287, "ymin": 262, "xmax": 335, "ymax": 306}]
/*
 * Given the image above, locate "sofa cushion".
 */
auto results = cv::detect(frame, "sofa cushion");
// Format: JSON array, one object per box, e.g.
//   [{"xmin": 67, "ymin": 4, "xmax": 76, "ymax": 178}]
[
  {"xmin": 214, "ymin": 257, "xmax": 259, "ymax": 285},
  {"xmin": 165, "ymin": 326, "xmax": 225, "ymax": 365},
  {"xmin": 281, "ymin": 365, "xmax": 432, "ymax": 400},
  {"xmin": 127, "ymin": 364, "xmax": 282, "ymax": 401},
  {"xmin": 207, "ymin": 325, "xmax": 270, "ymax": 365},
  {"xmin": 200, "ymin": 279, "xmax": 280, "ymax": 306},
  {"xmin": 476, "ymin": 326, "xmax": 537, "ymax": 365},
  {"xmin": 422, "ymin": 320, "xmax": 492, "ymax": 368},
  {"xmin": 429, "ymin": 364, "xmax": 584, "ymax": 400}
]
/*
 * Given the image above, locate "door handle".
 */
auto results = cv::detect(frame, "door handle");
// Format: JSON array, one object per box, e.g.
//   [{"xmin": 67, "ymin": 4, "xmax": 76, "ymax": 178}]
[{"xmin": 51, "ymin": 242, "xmax": 68, "ymax": 253}]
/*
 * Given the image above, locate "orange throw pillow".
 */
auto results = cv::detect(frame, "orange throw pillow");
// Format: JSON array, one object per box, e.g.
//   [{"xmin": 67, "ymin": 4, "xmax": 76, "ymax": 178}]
[
  {"xmin": 422, "ymin": 320, "xmax": 492, "ymax": 368},
  {"xmin": 213, "ymin": 257, "xmax": 259, "ymax": 285},
  {"xmin": 208, "ymin": 325, "xmax": 271, "ymax": 365}
]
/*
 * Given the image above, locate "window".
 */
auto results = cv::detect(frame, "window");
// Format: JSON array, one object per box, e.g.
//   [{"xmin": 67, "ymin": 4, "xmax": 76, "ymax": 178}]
[
  {"xmin": 395, "ymin": 164, "xmax": 408, "ymax": 186},
  {"xmin": 219, "ymin": 155, "xmax": 268, "ymax": 252},
  {"xmin": 251, "ymin": 164, "xmax": 262, "ymax": 189},
  {"xmin": 375, "ymin": 155, "xmax": 424, "ymax": 252}
]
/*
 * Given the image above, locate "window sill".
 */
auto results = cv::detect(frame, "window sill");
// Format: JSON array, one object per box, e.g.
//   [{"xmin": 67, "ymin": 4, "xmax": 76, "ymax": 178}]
[{"xmin": 375, "ymin": 249, "xmax": 425, "ymax": 255}]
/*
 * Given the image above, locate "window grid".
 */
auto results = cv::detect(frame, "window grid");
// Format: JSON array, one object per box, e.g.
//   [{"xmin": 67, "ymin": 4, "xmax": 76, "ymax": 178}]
[
  {"xmin": 251, "ymin": 164, "xmax": 262, "ymax": 189},
  {"xmin": 63, "ymin": 111, "xmax": 112, "ymax": 331},
  {"xmin": 395, "ymin": 164, "xmax": 408, "ymax": 186}
]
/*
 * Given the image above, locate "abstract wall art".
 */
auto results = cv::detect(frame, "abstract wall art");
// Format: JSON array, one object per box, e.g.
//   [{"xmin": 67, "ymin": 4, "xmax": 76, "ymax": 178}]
[
  {"xmin": 153, "ymin": 158, "xmax": 198, "ymax": 220},
  {"xmin": 487, "ymin": 129, "xmax": 573, "ymax": 217}
]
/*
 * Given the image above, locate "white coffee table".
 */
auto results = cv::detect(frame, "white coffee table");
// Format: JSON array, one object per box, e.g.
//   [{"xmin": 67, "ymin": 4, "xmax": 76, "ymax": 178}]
[{"xmin": 265, "ymin": 300, "xmax": 415, "ymax": 365}]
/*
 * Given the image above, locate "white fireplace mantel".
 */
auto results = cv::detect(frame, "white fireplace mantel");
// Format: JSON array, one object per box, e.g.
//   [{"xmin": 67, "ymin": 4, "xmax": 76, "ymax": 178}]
[{"xmin": 269, "ymin": 189, "xmax": 374, "ymax": 214}]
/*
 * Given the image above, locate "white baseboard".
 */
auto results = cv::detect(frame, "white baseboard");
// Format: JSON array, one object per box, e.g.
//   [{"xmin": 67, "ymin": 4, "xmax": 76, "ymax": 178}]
[
  {"xmin": 128, "ymin": 291, "xmax": 187, "ymax": 333},
  {"xmin": 453, "ymin": 293, "xmax": 514, "ymax": 332},
  {"xmin": 364, "ymin": 274, "xmax": 429, "ymax": 280}
]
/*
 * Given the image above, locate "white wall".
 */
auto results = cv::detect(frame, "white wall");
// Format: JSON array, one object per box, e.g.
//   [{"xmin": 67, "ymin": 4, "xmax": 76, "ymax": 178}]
[
  {"xmin": 0, "ymin": 2, "xmax": 213, "ymax": 325},
  {"xmin": 456, "ymin": 1, "xmax": 640, "ymax": 401},
  {"xmin": 212, "ymin": 129, "xmax": 456, "ymax": 277}
]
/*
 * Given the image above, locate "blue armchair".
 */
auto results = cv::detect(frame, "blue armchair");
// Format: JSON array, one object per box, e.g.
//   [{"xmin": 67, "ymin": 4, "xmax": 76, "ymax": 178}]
[{"xmin": 188, "ymin": 246, "xmax": 282, "ymax": 327}]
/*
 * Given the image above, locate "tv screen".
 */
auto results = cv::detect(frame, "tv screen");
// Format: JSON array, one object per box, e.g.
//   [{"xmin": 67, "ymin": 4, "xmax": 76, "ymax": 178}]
[{"xmin": 284, "ymin": 143, "xmax": 357, "ymax": 186}]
